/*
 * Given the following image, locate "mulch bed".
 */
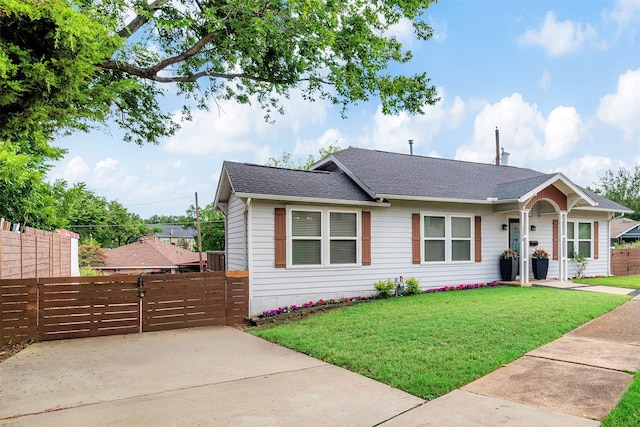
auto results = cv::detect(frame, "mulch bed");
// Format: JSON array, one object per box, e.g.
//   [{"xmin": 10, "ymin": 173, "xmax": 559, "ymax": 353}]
[{"xmin": 0, "ymin": 342, "xmax": 30, "ymax": 364}]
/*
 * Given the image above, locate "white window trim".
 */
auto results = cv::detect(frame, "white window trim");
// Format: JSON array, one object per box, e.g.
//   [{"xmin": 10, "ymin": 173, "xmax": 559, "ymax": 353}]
[
  {"xmin": 567, "ymin": 220, "xmax": 594, "ymax": 260},
  {"xmin": 286, "ymin": 206, "xmax": 361, "ymax": 268},
  {"xmin": 420, "ymin": 211, "xmax": 474, "ymax": 264}
]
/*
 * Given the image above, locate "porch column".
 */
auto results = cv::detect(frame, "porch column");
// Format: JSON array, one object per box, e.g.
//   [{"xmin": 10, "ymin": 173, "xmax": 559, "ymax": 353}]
[
  {"xmin": 559, "ymin": 211, "xmax": 568, "ymax": 281},
  {"xmin": 520, "ymin": 209, "xmax": 530, "ymax": 284}
]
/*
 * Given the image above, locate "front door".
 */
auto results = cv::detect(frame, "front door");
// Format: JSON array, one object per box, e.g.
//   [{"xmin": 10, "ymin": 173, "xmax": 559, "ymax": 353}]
[{"xmin": 509, "ymin": 218, "xmax": 520, "ymax": 253}]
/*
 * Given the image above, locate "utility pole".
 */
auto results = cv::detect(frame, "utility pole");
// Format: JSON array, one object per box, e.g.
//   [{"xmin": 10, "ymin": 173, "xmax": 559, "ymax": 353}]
[{"xmin": 195, "ymin": 192, "xmax": 204, "ymax": 272}]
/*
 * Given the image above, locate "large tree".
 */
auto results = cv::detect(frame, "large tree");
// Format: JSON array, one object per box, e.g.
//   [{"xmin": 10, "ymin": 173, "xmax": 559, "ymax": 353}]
[
  {"xmin": 594, "ymin": 166, "xmax": 640, "ymax": 220},
  {"xmin": 2, "ymin": 0, "xmax": 439, "ymax": 146}
]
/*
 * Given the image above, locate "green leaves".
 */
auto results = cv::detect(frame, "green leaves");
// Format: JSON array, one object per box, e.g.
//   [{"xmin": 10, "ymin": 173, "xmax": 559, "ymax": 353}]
[{"xmin": 595, "ymin": 166, "xmax": 640, "ymax": 220}]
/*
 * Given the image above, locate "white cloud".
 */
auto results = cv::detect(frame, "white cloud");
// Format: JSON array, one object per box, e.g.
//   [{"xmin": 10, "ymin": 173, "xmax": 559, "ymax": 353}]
[
  {"xmin": 292, "ymin": 128, "xmax": 348, "ymax": 161},
  {"xmin": 544, "ymin": 106, "xmax": 582, "ymax": 158},
  {"xmin": 428, "ymin": 15, "xmax": 448, "ymax": 42},
  {"xmin": 164, "ymin": 90, "xmax": 330, "ymax": 157},
  {"xmin": 518, "ymin": 11, "xmax": 597, "ymax": 56},
  {"xmin": 596, "ymin": 68, "xmax": 640, "ymax": 138},
  {"xmin": 560, "ymin": 155, "xmax": 612, "ymax": 188},
  {"xmin": 539, "ymin": 69, "xmax": 551, "ymax": 90},
  {"xmin": 387, "ymin": 18, "xmax": 415, "ymax": 45},
  {"xmin": 61, "ymin": 156, "xmax": 91, "ymax": 181},
  {"xmin": 356, "ymin": 88, "xmax": 466, "ymax": 154},
  {"xmin": 455, "ymin": 93, "xmax": 582, "ymax": 165},
  {"xmin": 607, "ymin": 0, "xmax": 640, "ymax": 39}
]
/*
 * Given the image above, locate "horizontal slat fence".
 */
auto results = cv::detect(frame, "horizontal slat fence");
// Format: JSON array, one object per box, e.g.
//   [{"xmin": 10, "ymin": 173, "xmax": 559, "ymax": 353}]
[
  {"xmin": 38, "ymin": 275, "xmax": 140, "ymax": 341},
  {"xmin": 611, "ymin": 248, "xmax": 640, "ymax": 276},
  {"xmin": 0, "ymin": 271, "xmax": 248, "ymax": 345}
]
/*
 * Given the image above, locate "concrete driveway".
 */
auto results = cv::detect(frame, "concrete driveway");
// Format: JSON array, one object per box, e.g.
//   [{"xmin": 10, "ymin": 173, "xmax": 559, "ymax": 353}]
[
  {"xmin": 1, "ymin": 286, "xmax": 637, "ymax": 426},
  {"xmin": 0, "ymin": 327, "xmax": 423, "ymax": 426}
]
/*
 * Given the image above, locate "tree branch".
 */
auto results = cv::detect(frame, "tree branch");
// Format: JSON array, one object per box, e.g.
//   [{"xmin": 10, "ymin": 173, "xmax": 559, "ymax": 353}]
[
  {"xmin": 118, "ymin": 0, "xmax": 170, "ymax": 39},
  {"xmin": 148, "ymin": 32, "xmax": 218, "ymax": 74}
]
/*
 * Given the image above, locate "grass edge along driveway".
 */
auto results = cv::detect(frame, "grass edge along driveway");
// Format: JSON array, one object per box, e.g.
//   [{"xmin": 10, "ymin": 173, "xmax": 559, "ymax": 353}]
[
  {"xmin": 250, "ymin": 287, "xmax": 628, "ymax": 401},
  {"xmin": 572, "ymin": 275, "xmax": 640, "ymax": 289}
]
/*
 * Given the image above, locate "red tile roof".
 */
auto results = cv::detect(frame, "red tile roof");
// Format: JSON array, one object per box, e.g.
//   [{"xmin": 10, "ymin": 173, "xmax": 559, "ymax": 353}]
[{"xmin": 99, "ymin": 238, "xmax": 201, "ymax": 268}]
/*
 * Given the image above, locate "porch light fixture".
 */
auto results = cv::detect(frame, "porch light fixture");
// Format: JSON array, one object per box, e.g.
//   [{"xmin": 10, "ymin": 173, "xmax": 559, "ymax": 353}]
[
  {"xmin": 502, "ymin": 224, "xmax": 508, "ymax": 230},
  {"xmin": 530, "ymin": 225, "xmax": 536, "ymax": 231}
]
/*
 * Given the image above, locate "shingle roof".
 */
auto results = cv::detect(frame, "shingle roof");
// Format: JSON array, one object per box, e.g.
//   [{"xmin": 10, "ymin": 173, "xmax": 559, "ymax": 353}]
[
  {"xmin": 149, "ymin": 224, "xmax": 195, "ymax": 239},
  {"xmin": 98, "ymin": 238, "xmax": 200, "ymax": 268},
  {"xmin": 327, "ymin": 147, "xmax": 547, "ymax": 200},
  {"xmin": 610, "ymin": 217, "xmax": 640, "ymax": 238},
  {"xmin": 216, "ymin": 147, "xmax": 630, "ymax": 213},
  {"xmin": 223, "ymin": 161, "xmax": 375, "ymax": 202}
]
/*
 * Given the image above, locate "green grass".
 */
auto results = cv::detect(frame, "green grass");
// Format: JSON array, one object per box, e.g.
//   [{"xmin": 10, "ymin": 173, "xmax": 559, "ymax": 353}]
[
  {"xmin": 602, "ymin": 373, "xmax": 640, "ymax": 426},
  {"xmin": 250, "ymin": 287, "xmax": 627, "ymax": 400},
  {"xmin": 572, "ymin": 275, "xmax": 640, "ymax": 289}
]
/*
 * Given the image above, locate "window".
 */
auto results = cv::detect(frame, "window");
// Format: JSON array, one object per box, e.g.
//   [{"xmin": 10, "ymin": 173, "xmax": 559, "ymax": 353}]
[
  {"xmin": 329, "ymin": 212, "xmax": 357, "ymax": 264},
  {"xmin": 288, "ymin": 208, "xmax": 359, "ymax": 267},
  {"xmin": 291, "ymin": 210, "xmax": 322, "ymax": 265},
  {"xmin": 422, "ymin": 213, "xmax": 472, "ymax": 263},
  {"xmin": 567, "ymin": 221, "xmax": 592, "ymax": 258}
]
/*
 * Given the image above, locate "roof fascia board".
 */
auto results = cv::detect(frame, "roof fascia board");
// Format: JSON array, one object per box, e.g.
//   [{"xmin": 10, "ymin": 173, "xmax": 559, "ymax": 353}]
[
  {"xmin": 519, "ymin": 173, "xmax": 596, "ymax": 206},
  {"xmin": 233, "ymin": 192, "xmax": 390, "ymax": 207},
  {"xmin": 380, "ymin": 194, "xmax": 502, "ymax": 205},
  {"xmin": 213, "ymin": 166, "xmax": 232, "ymax": 211},
  {"xmin": 572, "ymin": 206, "xmax": 634, "ymax": 214}
]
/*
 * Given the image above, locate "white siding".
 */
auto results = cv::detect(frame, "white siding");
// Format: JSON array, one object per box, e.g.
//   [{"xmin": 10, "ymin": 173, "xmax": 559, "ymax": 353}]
[
  {"xmin": 566, "ymin": 211, "xmax": 611, "ymax": 278},
  {"xmin": 240, "ymin": 200, "xmax": 614, "ymax": 316},
  {"xmin": 226, "ymin": 195, "xmax": 247, "ymax": 270}
]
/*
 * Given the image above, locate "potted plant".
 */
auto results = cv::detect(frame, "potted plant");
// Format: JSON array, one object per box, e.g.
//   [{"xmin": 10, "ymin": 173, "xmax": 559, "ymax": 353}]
[
  {"xmin": 499, "ymin": 249, "xmax": 519, "ymax": 281},
  {"xmin": 531, "ymin": 248, "xmax": 550, "ymax": 280}
]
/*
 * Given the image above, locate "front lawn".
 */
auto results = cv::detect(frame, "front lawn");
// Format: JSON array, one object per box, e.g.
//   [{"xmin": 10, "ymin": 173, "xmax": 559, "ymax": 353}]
[
  {"xmin": 572, "ymin": 275, "xmax": 640, "ymax": 289},
  {"xmin": 602, "ymin": 373, "xmax": 640, "ymax": 427},
  {"xmin": 250, "ymin": 287, "xmax": 627, "ymax": 400}
]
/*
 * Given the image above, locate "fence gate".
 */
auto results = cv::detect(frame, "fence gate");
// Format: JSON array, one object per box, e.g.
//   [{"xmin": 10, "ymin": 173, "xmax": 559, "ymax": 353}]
[{"xmin": 0, "ymin": 271, "xmax": 248, "ymax": 345}]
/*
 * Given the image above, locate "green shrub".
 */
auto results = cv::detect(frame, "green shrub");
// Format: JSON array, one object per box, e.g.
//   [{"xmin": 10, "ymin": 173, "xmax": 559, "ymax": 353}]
[
  {"xmin": 374, "ymin": 278, "xmax": 395, "ymax": 298},
  {"xmin": 404, "ymin": 277, "xmax": 421, "ymax": 295},
  {"xmin": 571, "ymin": 251, "xmax": 589, "ymax": 278}
]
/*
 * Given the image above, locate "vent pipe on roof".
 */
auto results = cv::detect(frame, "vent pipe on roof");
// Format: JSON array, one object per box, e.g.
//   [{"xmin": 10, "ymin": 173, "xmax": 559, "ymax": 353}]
[
  {"xmin": 495, "ymin": 127, "xmax": 500, "ymax": 166},
  {"xmin": 501, "ymin": 147, "xmax": 510, "ymax": 166},
  {"xmin": 408, "ymin": 139, "xmax": 414, "ymax": 155}
]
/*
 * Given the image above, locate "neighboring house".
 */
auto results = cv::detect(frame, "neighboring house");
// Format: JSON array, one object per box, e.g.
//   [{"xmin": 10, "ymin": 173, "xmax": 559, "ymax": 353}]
[
  {"xmin": 610, "ymin": 217, "xmax": 640, "ymax": 246},
  {"xmin": 94, "ymin": 238, "xmax": 203, "ymax": 274},
  {"xmin": 149, "ymin": 224, "xmax": 197, "ymax": 251},
  {"xmin": 214, "ymin": 147, "xmax": 631, "ymax": 316}
]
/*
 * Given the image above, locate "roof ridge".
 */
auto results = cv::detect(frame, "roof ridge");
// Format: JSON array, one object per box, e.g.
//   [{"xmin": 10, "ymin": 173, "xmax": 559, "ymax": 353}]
[
  {"xmin": 225, "ymin": 160, "xmax": 331, "ymax": 174},
  {"xmin": 340, "ymin": 146, "xmax": 542, "ymax": 173}
]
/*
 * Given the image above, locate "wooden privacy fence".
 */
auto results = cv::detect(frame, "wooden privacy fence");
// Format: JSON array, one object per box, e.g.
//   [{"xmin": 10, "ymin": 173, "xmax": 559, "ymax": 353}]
[
  {"xmin": 0, "ymin": 271, "xmax": 248, "ymax": 345},
  {"xmin": 0, "ymin": 227, "xmax": 74, "ymax": 279},
  {"xmin": 611, "ymin": 248, "xmax": 640, "ymax": 276}
]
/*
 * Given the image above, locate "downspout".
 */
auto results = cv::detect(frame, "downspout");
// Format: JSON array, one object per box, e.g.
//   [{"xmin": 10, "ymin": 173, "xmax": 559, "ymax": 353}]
[{"xmin": 244, "ymin": 198, "xmax": 252, "ymax": 316}]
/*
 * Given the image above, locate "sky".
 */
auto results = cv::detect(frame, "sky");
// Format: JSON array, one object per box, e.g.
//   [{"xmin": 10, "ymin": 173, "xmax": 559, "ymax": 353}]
[{"xmin": 49, "ymin": 0, "xmax": 640, "ymax": 219}]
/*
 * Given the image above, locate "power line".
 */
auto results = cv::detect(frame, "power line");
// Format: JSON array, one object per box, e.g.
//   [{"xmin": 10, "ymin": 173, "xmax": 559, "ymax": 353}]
[
  {"xmin": 69, "ymin": 220, "xmax": 224, "ymax": 228},
  {"xmin": 124, "ymin": 195, "xmax": 194, "ymax": 207}
]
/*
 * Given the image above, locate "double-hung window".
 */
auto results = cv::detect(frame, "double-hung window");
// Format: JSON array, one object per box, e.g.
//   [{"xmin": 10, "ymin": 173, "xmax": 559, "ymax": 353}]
[
  {"xmin": 289, "ymin": 208, "xmax": 359, "ymax": 267},
  {"xmin": 422, "ymin": 213, "xmax": 472, "ymax": 263},
  {"xmin": 291, "ymin": 210, "xmax": 322, "ymax": 265},
  {"xmin": 567, "ymin": 221, "xmax": 592, "ymax": 258}
]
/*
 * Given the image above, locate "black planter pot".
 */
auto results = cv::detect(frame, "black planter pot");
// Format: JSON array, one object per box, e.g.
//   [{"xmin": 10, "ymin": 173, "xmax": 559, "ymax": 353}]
[
  {"xmin": 532, "ymin": 258, "xmax": 549, "ymax": 280},
  {"xmin": 500, "ymin": 258, "xmax": 519, "ymax": 281}
]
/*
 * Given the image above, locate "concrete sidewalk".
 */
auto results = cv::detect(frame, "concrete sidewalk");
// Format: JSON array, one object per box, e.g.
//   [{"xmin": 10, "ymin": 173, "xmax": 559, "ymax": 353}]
[{"xmin": 0, "ymin": 283, "xmax": 637, "ymax": 426}]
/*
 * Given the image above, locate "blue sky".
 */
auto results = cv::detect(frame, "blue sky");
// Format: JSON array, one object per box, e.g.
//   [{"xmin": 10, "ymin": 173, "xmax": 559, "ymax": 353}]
[{"xmin": 49, "ymin": 0, "xmax": 640, "ymax": 219}]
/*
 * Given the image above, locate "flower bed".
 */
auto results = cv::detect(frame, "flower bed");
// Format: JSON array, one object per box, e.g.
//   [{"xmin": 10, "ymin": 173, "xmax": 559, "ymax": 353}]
[
  {"xmin": 424, "ymin": 281, "xmax": 498, "ymax": 293},
  {"xmin": 250, "ymin": 281, "xmax": 499, "ymax": 325}
]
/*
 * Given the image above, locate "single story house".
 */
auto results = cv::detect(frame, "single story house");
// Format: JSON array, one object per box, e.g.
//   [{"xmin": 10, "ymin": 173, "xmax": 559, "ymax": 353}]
[
  {"xmin": 94, "ymin": 237, "xmax": 204, "ymax": 274},
  {"xmin": 214, "ymin": 147, "xmax": 631, "ymax": 316},
  {"xmin": 610, "ymin": 217, "xmax": 640, "ymax": 246}
]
